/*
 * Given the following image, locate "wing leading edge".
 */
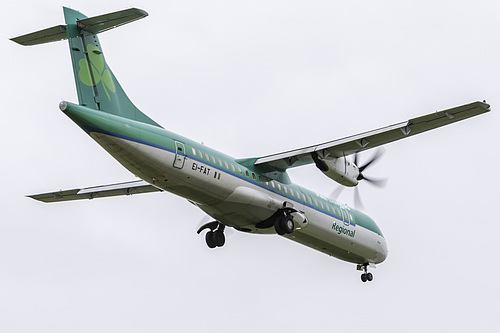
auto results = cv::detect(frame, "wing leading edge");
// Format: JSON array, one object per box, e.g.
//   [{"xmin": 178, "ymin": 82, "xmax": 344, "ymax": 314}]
[
  {"xmin": 28, "ymin": 180, "xmax": 163, "ymax": 203},
  {"xmin": 254, "ymin": 101, "xmax": 490, "ymax": 171}
]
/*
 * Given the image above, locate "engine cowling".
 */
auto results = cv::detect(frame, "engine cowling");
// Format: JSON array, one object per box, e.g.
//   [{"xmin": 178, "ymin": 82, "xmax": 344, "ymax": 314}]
[{"xmin": 313, "ymin": 155, "xmax": 360, "ymax": 187}]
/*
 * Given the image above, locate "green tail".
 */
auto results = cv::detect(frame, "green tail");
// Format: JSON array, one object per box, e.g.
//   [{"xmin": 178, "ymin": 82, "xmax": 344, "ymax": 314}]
[{"xmin": 11, "ymin": 7, "xmax": 161, "ymax": 128}]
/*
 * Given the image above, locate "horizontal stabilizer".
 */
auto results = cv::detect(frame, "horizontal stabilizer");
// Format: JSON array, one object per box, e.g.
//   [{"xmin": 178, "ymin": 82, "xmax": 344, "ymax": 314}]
[
  {"xmin": 77, "ymin": 8, "xmax": 148, "ymax": 34},
  {"xmin": 10, "ymin": 8, "xmax": 148, "ymax": 46},
  {"xmin": 10, "ymin": 25, "xmax": 67, "ymax": 46},
  {"xmin": 28, "ymin": 180, "xmax": 162, "ymax": 203}
]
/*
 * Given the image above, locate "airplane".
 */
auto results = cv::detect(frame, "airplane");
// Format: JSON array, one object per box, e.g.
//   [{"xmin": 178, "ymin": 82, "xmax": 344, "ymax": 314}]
[{"xmin": 11, "ymin": 7, "xmax": 490, "ymax": 282}]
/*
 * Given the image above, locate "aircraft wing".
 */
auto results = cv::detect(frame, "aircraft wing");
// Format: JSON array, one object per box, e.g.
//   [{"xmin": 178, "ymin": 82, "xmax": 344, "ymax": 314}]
[
  {"xmin": 28, "ymin": 180, "xmax": 163, "ymax": 203},
  {"xmin": 254, "ymin": 101, "xmax": 490, "ymax": 170}
]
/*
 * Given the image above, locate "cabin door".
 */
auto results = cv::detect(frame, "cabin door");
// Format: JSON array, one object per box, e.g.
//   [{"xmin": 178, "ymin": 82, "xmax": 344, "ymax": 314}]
[{"xmin": 173, "ymin": 141, "xmax": 186, "ymax": 169}]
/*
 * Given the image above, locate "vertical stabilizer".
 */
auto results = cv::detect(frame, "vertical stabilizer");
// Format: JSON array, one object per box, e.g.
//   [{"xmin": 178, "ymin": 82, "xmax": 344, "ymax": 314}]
[{"xmin": 11, "ymin": 7, "xmax": 162, "ymax": 128}]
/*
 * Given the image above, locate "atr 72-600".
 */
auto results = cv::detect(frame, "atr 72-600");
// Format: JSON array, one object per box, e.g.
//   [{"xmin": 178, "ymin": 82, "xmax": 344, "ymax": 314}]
[{"xmin": 11, "ymin": 7, "xmax": 489, "ymax": 282}]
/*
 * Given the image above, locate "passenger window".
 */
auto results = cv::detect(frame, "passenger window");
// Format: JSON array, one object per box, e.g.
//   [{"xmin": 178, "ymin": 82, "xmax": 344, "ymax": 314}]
[
  {"xmin": 192, "ymin": 148, "xmax": 197, "ymax": 155},
  {"xmin": 252, "ymin": 173, "xmax": 256, "ymax": 180},
  {"xmin": 238, "ymin": 167, "xmax": 243, "ymax": 175},
  {"xmin": 277, "ymin": 183, "xmax": 281, "ymax": 190},
  {"xmin": 245, "ymin": 170, "xmax": 250, "ymax": 177},
  {"xmin": 218, "ymin": 158, "xmax": 222, "ymax": 167},
  {"xmin": 224, "ymin": 161, "xmax": 229, "ymax": 169},
  {"xmin": 231, "ymin": 164, "xmax": 236, "ymax": 172}
]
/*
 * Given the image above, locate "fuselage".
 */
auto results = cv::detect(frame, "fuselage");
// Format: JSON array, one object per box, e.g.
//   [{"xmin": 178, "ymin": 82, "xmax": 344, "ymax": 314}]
[{"xmin": 62, "ymin": 101, "xmax": 388, "ymax": 265}]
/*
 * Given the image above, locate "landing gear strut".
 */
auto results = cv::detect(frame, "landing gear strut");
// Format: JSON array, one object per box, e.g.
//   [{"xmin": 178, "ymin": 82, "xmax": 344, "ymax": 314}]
[
  {"xmin": 357, "ymin": 263, "xmax": 374, "ymax": 283},
  {"xmin": 197, "ymin": 221, "xmax": 226, "ymax": 248}
]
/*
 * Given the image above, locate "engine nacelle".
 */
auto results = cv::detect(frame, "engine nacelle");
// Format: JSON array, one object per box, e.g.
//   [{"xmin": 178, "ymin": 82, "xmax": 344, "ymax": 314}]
[{"xmin": 319, "ymin": 157, "xmax": 360, "ymax": 187}]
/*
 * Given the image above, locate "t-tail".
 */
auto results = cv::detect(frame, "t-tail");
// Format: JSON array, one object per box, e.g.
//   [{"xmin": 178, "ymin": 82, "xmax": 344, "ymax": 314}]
[{"xmin": 11, "ymin": 7, "xmax": 161, "ymax": 128}]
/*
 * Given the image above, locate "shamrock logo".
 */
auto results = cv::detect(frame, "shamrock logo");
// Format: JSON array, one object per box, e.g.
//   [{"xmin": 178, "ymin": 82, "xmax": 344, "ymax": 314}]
[{"xmin": 78, "ymin": 44, "xmax": 116, "ymax": 100}]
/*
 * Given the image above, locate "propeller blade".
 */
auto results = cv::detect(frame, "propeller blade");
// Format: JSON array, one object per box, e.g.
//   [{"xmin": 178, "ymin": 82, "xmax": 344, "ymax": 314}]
[
  {"xmin": 354, "ymin": 187, "xmax": 364, "ymax": 210},
  {"xmin": 358, "ymin": 148, "xmax": 385, "ymax": 173},
  {"xmin": 329, "ymin": 186, "xmax": 345, "ymax": 200},
  {"xmin": 362, "ymin": 175, "xmax": 388, "ymax": 188}
]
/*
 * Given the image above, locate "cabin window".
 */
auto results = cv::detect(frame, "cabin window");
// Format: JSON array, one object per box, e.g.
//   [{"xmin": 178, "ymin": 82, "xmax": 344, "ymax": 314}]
[
  {"xmin": 218, "ymin": 158, "xmax": 223, "ymax": 167},
  {"xmin": 192, "ymin": 148, "xmax": 197, "ymax": 156},
  {"xmin": 259, "ymin": 175, "xmax": 263, "ymax": 182},
  {"xmin": 308, "ymin": 196, "xmax": 312, "ymax": 205},
  {"xmin": 326, "ymin": 204, "xmax": 330, "ymax": 212},
  {"xmin": 238, "ymin": 167, "xmax": 243, "ymax": 175},
  {"xmin": 245, "ymin": 170, "xmax": 250, "ymax": 177},
  {"xmin": 211, "ymin": 156, "xmax": 216, "ymax": 164},
  {"xmin": 205, "ymin": 153, "xmax": 210, "ymax": 161},
  {"xmin": 284, "ymin": 186, "xmax": 288, "ymax": 194},
  {"xmin": 224, "ymin": 161, "xmax": 229, "ymax": 169},
  {"xmin": 271, "ymin": 181, "xmax": 275, "ymax": 188},
  {"xmin": 320, "ymin": 201, "xmax": 324, "ymax": 209},
  {"xmin": 314, "ymin": 199, "xmax": 318, "ymax": 206},
  {"xmin": 302, "ymin": 194, "xmax": 306, "ymax": 201},
  {"xmin": 277, "ymin": 183, "xmax": 282, "ymax": 191},
  {"xmin": 231, "ymin": 164, "xmax": 236, "ymax": 172}
]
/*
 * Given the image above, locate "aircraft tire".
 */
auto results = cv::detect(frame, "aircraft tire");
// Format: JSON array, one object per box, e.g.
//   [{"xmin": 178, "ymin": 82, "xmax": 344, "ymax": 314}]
[
  {"xmin": 283, "ymin": 216, "xmax": 294, "ymax": 234},
  {"xmin": 206, "ymin": 231, "xmax": 217, "ymax": 248},
  {"xmin": 214, "ymin": 231, "xmax": 225, "ymax": 247}
]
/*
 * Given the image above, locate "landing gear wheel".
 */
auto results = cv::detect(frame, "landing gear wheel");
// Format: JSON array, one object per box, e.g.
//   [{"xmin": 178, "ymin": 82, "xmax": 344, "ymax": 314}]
[
  {"xmin": 213, "ymin": 230, "xmax": 225, "ymax": 247},
  {"xmin": 274, "ymin": 214, "xmax": 294, "ymax": 235},
  {"xmin": 200, "ymin": 222, "xmax": 226, "ymax": 249},
  {"xmin": 282, "ymin": 216, "xmax": 295, "ymax": 234},
  {"xmin": 359, "ymin": 264, "xmax": 374, "ymax": 283},
  {"xmin": 205, "ymin": 231, "xmax": 217, "ymax": 248}
]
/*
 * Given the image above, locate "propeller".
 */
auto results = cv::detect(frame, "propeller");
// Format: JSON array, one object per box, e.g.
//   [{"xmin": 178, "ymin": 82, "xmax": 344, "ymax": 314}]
[
  {"xmin": 331, "ymin": 148, "xmax": 388, "ymax": 210},
  {"xmin": 354, "ymin": 148, "xmax": 388, "ymax": 188}
]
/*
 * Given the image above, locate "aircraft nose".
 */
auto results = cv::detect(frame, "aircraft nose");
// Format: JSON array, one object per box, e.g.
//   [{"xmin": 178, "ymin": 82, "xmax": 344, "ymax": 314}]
[{"xmin": 376, "ymin": 236, "xmax": 389, "ymax": 263}]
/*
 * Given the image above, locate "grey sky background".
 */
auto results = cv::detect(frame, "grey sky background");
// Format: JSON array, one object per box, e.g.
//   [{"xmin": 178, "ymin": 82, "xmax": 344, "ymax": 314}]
[{"xmin": 2, "ymin": 1, "xmax": 499, "ymax": 332}]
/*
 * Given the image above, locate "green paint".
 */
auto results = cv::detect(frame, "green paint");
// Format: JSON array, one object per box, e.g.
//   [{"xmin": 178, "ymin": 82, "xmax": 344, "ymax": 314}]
[{"xmin": 78, "ymin": 45, "xmax": 116, "ymax": 100}]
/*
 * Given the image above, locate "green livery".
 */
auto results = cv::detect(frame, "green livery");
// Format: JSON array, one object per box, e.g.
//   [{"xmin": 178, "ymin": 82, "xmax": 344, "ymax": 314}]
[{"xmin": 11, "ymin": 7, "xmax": 490, "ymax": 282}]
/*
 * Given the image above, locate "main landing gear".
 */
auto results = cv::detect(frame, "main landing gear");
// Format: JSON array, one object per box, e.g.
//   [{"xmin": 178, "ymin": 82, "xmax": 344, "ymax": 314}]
[
  {"xmin": 197, "ymin": 221, "xmax": 226, "ymax": 248},
  {"xmin": 274, "ymin": 211, "xmax": 295, "ymax": 235},
  {"xmin": 357, "ymin": 263, "xmax": 374, "ymax": 283}
]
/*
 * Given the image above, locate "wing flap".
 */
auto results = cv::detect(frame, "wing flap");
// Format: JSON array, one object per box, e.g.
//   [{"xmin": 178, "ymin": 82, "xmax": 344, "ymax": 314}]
[
  {"xmin": 28, "ymin": 180, "xmax": 162, "ymax": 203},
  {"xmin": 255, "ymin": 101, "xmax": 490, "ymax": 170}
]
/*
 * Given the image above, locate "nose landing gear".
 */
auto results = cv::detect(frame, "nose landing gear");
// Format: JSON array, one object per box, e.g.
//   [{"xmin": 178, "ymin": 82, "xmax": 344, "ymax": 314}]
[
  {"xmin": 197, "ymin": 221, "xmax": 226, "ymax": 248},
  {"xmin": 357, "ymin": 263, "xmax": 374, "ymax": 283}
]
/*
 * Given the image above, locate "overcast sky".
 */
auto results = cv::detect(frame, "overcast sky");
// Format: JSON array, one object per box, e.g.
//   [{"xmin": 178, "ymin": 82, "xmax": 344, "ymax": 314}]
[{"xmin": 2, "ymin": 1, "xmax": 499, "ymax": 332}]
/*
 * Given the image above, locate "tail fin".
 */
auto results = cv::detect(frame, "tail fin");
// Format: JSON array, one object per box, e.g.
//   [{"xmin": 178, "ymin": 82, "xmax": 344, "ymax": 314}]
[{"xmin": 11, "ymin": 7, "xmax": 161, "ymax": 128}]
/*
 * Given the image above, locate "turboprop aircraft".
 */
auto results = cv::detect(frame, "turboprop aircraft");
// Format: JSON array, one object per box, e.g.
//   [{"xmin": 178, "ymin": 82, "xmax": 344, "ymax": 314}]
[{"xmin": 11, "ymin": 7, "xmax": 490, "ymax": 282}]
